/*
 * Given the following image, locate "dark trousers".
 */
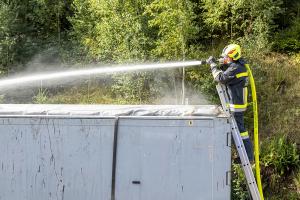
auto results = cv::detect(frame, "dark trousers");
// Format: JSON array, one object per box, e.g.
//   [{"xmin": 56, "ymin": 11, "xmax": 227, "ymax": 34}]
[{"xmin": 233, "ymin": 112, "xmax": 254, "ymax": 162}]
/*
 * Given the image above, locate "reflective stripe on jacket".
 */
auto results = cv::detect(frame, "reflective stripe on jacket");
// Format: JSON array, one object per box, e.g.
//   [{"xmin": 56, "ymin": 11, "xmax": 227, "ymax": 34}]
[{"xmin": 214, "ymin": 59, "xmax": 249, "ymax": 112}]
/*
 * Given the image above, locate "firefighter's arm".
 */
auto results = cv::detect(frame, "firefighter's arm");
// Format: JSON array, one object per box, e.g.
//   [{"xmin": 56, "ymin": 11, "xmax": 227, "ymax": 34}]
[
  {"xmin": 207, "ymin": 56, "xmax": 235, "ymax": 84},
  {"xmin": 213, "ymin": 66, "xmax": 236, "ymax": 84}
]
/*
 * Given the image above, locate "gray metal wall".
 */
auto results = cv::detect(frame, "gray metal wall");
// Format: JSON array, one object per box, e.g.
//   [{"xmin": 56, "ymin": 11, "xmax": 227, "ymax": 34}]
[{"xmin": 0, "ymin": 117, "xmax": 231, "ymax": 200}]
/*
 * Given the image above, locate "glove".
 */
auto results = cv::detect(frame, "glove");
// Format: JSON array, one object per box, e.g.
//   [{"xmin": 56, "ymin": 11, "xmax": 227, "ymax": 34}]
[
  {"xmin": 206, "ymin": 56, "xmax": 216, "ymax": 65},
  {"xmin": 206, "ymin": 56, "xmax": 217, "ymax": 70}
]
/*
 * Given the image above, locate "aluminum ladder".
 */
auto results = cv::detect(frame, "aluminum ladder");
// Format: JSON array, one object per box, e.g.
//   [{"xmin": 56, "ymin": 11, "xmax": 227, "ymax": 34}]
[{"xmin": 216, "ymin": 84, "xmax": 261, "ymax": 200}]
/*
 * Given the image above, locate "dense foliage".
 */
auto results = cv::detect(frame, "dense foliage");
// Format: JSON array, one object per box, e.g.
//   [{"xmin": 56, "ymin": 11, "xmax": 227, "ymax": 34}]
[
  {"xmin": 0, "ymin": 0, "xmax": 299, "ymax": 198},
  {"xmin": 0, "ymin": 0, "xmax": 298, "ymax": 66}
]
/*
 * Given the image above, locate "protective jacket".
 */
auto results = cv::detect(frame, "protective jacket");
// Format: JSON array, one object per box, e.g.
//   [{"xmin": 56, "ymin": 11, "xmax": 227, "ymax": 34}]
[
  {"xmin": 212, "ymin": 58, "xmax": 248, "ymax": 112},
  {"xmin": 211, "ymin": 58, "xmax": 253, "ymax": 160}
]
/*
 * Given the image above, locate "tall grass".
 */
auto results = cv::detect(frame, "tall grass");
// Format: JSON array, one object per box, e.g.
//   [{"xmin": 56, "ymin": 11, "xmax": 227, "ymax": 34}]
[{"xmin": 246, "ymin": 53, "xmax": 300, "ymax": 142}]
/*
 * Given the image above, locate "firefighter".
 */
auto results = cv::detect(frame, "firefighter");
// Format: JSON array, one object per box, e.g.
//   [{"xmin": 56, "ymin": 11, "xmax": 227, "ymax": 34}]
[{"xmin": 207, "ymin": 44, "xmax": 254, "ymax": 161}]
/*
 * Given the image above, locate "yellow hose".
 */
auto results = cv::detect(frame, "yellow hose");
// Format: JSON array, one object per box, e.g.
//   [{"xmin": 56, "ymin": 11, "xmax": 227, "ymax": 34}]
[{"xmin": 245, "ymin": 64, "xmax": 264, "ymax": 200}]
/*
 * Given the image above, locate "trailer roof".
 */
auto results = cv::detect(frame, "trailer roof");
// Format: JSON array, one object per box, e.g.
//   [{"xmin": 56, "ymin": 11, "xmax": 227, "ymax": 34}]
[{"xmin": 0, "ymin": 104, "xmax": 225, "ymax": 117}]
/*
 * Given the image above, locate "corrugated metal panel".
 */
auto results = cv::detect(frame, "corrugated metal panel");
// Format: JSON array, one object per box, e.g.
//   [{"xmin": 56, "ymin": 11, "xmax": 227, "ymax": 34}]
[
  {"xmin": 115, "ymin": 118, "xmax": 231, "ymax": 200},
  {"xmin": 0, "ymin": 118, "xmax": 115, "ymax": 200},
  {"xmin": 0, "ymin": 110, "xmax": 231, "ymax": 200}
]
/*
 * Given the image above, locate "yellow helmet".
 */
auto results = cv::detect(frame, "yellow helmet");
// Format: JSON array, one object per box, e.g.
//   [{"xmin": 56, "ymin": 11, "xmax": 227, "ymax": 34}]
[{"xmin": 221, "ymin": 44, "xmax": 241, "ymax": 60}]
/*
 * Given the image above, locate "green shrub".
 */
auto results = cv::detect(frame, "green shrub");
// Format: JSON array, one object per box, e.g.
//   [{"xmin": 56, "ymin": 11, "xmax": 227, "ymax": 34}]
[
  {"xmin": 232, "ymin": 135, "xmax": 300, "ymax": 199},
  {"xmin": 231, "ymin": 164, "xmax": 250, "ymax": 200},
  {"xmin": 260, "ymin": 135, "xmax": 300, "ymax": 176},
  {"xmin": 259, "ymin": 135, "xmax": 300, "ymax": 198}
]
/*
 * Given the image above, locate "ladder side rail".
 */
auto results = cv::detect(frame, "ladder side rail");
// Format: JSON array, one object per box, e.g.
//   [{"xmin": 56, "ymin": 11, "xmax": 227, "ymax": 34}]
[
  {"xmin": 216, "ymin": 84, "xmax": 261, "ymax": 200},
  {"xmin": 230, "ymin": 117, "xmax": 261, "ymax": 199},
  {"xmin": 216, "ymin": 84, "xmax": 230, "ymax": 115}
]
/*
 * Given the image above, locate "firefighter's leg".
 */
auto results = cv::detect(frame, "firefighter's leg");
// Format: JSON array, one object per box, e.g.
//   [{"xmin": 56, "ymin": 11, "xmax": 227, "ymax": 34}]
[{"xmin": 233, "ymin": 112, "xmax": 254, "ymax": 162}]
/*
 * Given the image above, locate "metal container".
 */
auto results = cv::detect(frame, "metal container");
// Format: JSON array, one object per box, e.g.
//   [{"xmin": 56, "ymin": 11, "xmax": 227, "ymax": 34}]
[{"xmin": 0, "ymin": 105, "xmax": 231, "ymax": 200}]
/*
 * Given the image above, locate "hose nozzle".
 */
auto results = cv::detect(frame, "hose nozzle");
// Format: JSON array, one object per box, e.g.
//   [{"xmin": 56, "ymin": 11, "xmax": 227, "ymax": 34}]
[{"xmin": 199, "ymin": 60, "xmax": 207, "ymax": 65}]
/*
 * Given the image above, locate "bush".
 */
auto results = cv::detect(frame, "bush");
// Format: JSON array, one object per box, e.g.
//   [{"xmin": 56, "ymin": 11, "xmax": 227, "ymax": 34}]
[
  {"xmin": 259, "ymin": 135, "xmax": 300, "ymax": 198},
  {"xmin": 261, "ymin": 135, "xmax": 299, "ymax": 176},
  {"xmin": 231, "ymin": 164, "xmax": 249, "ymax": 200},
  {"xmin": 273, "ymin": 18, "xmax": 300, "ymax": 53},
  {"xmin": 231, "ymin": 135, "xmax": 300, "ymax": 199}
]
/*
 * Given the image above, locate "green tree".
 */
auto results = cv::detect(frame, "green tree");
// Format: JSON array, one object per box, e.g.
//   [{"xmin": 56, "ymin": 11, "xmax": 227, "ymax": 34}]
[
  {"xmin": 201, "ymin": 0, "xmax": 283, "ymax": 53},
  {"xmin": 144, "ymin": 0, "xmax": 200, "ymax": 103},
  {"xmin": 145, "ymin": 0, "xmax": 198, "ymax": 60},
  {"xmin": 0, "ymin": 1, "xmax": 17, "ymax": 74},
  {"xmin": 0, "ymin": 0, "xmax": 73, "ymax": 72},
  {"xmin": 70, "ymin": 0, "xmax": 163, "ymax": 103},
  {"xmin": 273, "ymin": 17, "xmax": 300, "ymax": 53},
  {"xmin": 71, "ymin": 0, "xmax": 153, "ymax": 63},
  {"xmin": 272, "ymin": 1, "xmax": 300, "ymax": 53}
]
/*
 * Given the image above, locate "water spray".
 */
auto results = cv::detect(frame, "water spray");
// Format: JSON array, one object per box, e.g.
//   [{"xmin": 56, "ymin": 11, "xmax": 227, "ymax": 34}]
[{"xmin": 0, "ymin": 61, "xmax": 206, "ymax": 88}]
